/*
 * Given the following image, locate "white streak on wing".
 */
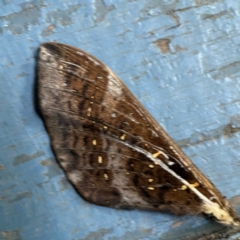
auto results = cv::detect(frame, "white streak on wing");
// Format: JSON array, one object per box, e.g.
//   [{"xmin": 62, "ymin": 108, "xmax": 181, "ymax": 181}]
[
  {"xmin": 107, "ymin": 76, "xmax": 122, "ymax": 97},
  {"xmin": 169, "ymin": 146, "xmax": 185, "ymax": 166},
  {"xmin": 161, "ymin": 151, "xmax": 169, "ymax": 159},
  {"xmin": 77, "ymin": 51, "xmax": 84, "ymax": 56},
  {"xmin": 87, "ymin": 56, "xmax": 100, "ymax": 66},
  {"xmin": 121, "ymin": 141, "xmax": 235, "ymax": 225},
  {"xmin": 60, "ymin": 60, "xmax": 87, "ymax": 72},
  {"xmin": 106, "ymin": 67, "xmax": 123, "ymax": 97}
]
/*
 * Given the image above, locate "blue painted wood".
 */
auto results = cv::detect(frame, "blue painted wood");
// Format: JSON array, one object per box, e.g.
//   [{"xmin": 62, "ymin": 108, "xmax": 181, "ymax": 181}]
[{"xmin": 1, "ymin": 1, "xmax": 240, "ymax": 239}]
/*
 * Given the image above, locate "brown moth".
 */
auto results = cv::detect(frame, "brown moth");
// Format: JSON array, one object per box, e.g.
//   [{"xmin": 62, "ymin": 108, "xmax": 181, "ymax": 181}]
[{"xmin": 38, "ymin": 42, "xmax": 239, "ymax": 226}]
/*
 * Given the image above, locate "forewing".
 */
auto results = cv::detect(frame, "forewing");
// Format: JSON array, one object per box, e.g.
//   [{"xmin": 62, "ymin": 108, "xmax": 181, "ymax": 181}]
[{"xmin": 38, "ymin": 42, "xmax": 238, "ymax": 223}]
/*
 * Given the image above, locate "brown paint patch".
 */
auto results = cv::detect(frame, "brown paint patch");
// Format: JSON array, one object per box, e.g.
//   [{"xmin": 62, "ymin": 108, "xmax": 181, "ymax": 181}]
[
  {"xmin": 202, "ymin": 10, "xmax": 228, "ymax": 20},
  {"xmin": 42, "ymin": 24, "xmax": 55, "ymax": 36},
  {"xmin": 154, "ymin": 39, "xmax": 171, "ymax": 54},
  {"xmin": 1, "ymin": 229, "xmax": 23, "ymax": 240},
  {"xmin": 0, "ymin": 164, "xmax": 4, "ymax": 170},
  {"xmin": 223, "ymin": 124, "xmax": 240, "ymax": 138},
  {"xmin": 195, "ymin": 0, "xmax": 223, "ymax": 6}
]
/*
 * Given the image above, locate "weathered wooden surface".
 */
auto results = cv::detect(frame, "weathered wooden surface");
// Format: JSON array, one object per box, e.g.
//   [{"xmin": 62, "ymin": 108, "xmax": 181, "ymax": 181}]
[{"xmin": 1, "ymin": 1, "xmax": 240, "ymax": 239}]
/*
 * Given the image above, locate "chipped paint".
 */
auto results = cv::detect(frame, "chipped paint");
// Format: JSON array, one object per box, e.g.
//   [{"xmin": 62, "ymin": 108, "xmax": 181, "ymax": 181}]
[
  {"xmin": 1, "ymin": 229, "xmax": 23, "ymax": 240},
  {"xmin": 40, "ymin": 158, "xmax": 62, "ymax": 180},
  {"xmin": 13, "ymin": 150, "xmax": 45, "ymax": 166},
  {"xmin": 177, "ymin": 122, "xmax": 240, "ymax": 148},
  {"xmin": 58, "ymin": 176, "xmax": 69, "ymax": 192},
  {"xmin": 84, "ymin": 227, "xmax": 113, "ymax": 240},
  {"xmin": 0, "ymin": 2, "xmax": 40, "ymax": 35},
  {"xmin": 8, "ymin": 192, "xmax": 32, "ymax": 203},
  {"xmin": 93, "ymin": 0, "xmax": 115, "ymax": 23},
  {"xmin": 41, "ymin": 24, "xmax": 55, "ymax": 36},
  {"xmin": 195, "ymin": 0, "xmax": 224, "ymax": 6},
  {"xmin": 46, "ymin": 4, "xmax": 81, "ymax": 26},
  {"xmin": 201, "ymin": 10, "xmax": 228, "ymax": 21},
  {"xmin": 154, "ymin": 38, "xmax": 171, "ymax": 54}
]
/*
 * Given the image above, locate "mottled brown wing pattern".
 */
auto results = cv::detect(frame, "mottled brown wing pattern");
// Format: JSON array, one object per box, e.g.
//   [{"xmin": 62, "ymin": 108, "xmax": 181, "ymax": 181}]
[{"xmin": 38, "ymin": 42, "xmax": 239, "ymax": 226}]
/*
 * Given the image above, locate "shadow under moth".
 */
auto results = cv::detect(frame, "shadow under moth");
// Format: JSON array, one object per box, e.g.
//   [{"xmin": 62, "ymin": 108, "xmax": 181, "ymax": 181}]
[{"xmin": 38, "ymin": 42, "xmax": 239, "ymax": 226}]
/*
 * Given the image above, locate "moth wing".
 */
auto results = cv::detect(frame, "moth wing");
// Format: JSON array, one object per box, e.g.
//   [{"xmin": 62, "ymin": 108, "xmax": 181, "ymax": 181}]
[{"xmin": 38, "ymin": 42, "xmax": 239, "ymax": 225}]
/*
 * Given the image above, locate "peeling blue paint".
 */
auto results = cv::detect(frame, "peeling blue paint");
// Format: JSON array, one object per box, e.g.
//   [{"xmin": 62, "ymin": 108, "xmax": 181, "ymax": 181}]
[
  {"xmin": 46, "ymin": 4, "xmax": 81, "ymax": 26},
  {"xmin": 0, "ymin": 2, "xmax": 41, "ymax": 35}
]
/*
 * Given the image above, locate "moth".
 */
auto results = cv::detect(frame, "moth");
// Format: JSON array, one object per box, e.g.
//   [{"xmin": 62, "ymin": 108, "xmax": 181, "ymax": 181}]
[{"xmin": 38, "ymin": 42, "xmax": 239, "ymax": 226}]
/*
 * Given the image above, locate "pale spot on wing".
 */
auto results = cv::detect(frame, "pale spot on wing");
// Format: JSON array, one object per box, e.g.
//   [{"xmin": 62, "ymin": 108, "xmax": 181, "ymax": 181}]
[
  {"xmin": 92, "ymin": 139, "xmax": 97, "ymax": 145},
  {"xmin": 60, "ymin": 162, "xmax": 69, "ymax": 169},
  {"xmin": 148, "ymin": 179, "xmax": 154, "ymax": 183},
  {"xmin": 87, "ymin": 56, "xmax": 100, "ymax": 65},
  {"xmin": 149, "ymin": 164, "xmax": 154, "ymax": 168},
  {"xmin": 77, "ymin": 51, "xmax": 84, "ymax": 56},
  {"xmin": 111, "ymin": 113, "xmax": 117, "ymax": 118},
  {"xmin": 191, "ymin": 182, "xmax": 200, "ymax": 188},
  {"xmin": 169, "ymin": 146, "xmax": 184, "ymax": 163},
  {"xmin": 152, "ymin": 151, "xmax": 162, "ymax": 158},
  {"xmin": 98, "ymin": 156, "xmax": 103, "ymax": 164},
  {"xmin": 39, "ymin": 46, "xmax": 58, "ymax": 68},
  {"xmin": 120, "ymin": 134, "xmax": 126, "ymax": 140},
  {"xmin": 148, "ymin": 187, "xmax": 155, "ymax": 190},
  {"xmin": 107, "ymin": 72, "xmax": 122, "ymax": 97},
  {"xmin": 168, "ymin": 161, "xmax": 175, "ymax": 166},
  {"xmin": 103, "ymin": 126, "xmax": 108, "ymax": 130},
  {"xmin": 87, "ymin": 107, "xmax": 92, "ymax": 116},
  {"xmin": 181, "ymin": 185, "xmax": 187, "ymax": 190},
  {"xmin": 68, "ymin": 170, "xmax": 83, "ymax": 183},
  {"xmin": 103, "ymin": 173, "xmax": 109, "ymax": 180}
]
